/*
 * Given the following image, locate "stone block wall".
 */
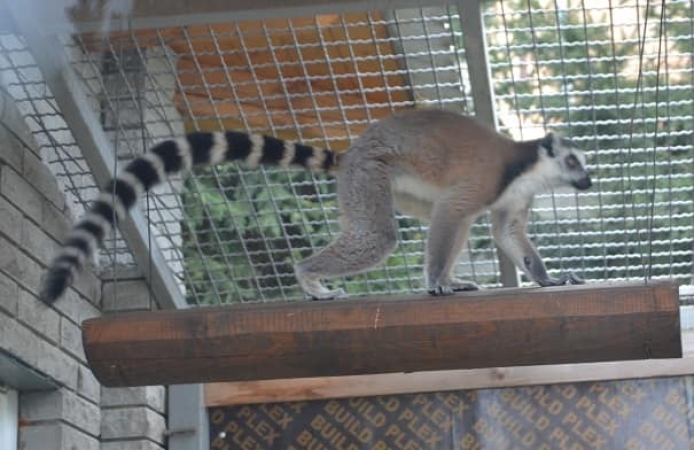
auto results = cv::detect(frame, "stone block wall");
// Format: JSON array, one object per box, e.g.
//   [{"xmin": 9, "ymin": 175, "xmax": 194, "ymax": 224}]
[{"xmin": 0, "ymin": 87, "xmax": 168, "ymax": 449}]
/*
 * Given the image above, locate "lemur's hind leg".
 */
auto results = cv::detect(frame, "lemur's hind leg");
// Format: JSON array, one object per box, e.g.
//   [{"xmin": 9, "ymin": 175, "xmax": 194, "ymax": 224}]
[
  {"xmin": 434, "ymin": 217, "xmax": 480, "ymax": 294},
  {"xmin": 426, "ymin": 197, "xmax": 483, "ymax": 296},
  {"xmin": 295, "ymin": 156, "xmax": 398, "ymax": 300}
]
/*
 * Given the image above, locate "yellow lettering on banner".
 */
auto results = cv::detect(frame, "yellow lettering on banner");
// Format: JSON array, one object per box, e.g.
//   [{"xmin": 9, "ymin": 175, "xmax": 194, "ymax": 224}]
[
  {"xmin": 397, "ymin": 408, "xmax": 415, "ymax": 422},
  {"xmin": 347, "ymin": 397, "xmax": 387, "ymax": 428},
  {"xmin": 639, "ymin": 421, "xmax": 676, "ymax": 450},
  {"xmin": 557, "ymin": 385, "xmax": 577, "ymax": 401},
  {"xmin": 310, "ymin": 414, "xmax": 325, "ymax": 430},
  {"xmin": 653, "ymin": 405, "xmax": 688, "ymax": 441},
  {"xmin": 499, "ymin": 389, "xmax": 552, "ymax": 432},
  {"xmin": 665, "ymin": 388, "xmax": 689, "ymax": 415},
  {"xmin": 412, "ymin": 394, "xmax": 428, "ymax": 406},
  {"xmin": 396, "ymin": 405, "xmax": 442, "ymax": 446},
  {"xmin": 210, "ymin": 409, "xmax": 226, "ymax": 425},
  {"xmin": 289, "ymin": 402, "xmax": 309, "ymax": 414},
  {"xmin": 372, "ymin": 440, "xmax": 390, "ymax": 450},
  {"xmin": 219, "ymin": 420, "xmax": 260, "ymax": 450},
  {"xmin": 256, "ymin": 420, "xmax": 279, "ymax": 445},
  {"xmin": 549, "ymin": 426, "xmax": 586, "ymax": 450},
  {"xmin": 459, "ymin": 433, "xmax": 481, "ymax": 450},
  {"xmin": 234, "ymin": 406, "xmax": 280, "ymax": 446},
  {"xmin": 575, "ymin": 395, "xmax": 619, "ymax": 436},
  {"xmin": 473, "ymin": 418, "xmax": 510, "ymax": 449},
  {"xmin": 429, "ymin": 406, "xmax": 453, "ymax": 432},
  {"xmin": 378, "ymin": 396, "xmax": 400, "ymax": 412},
  {"xmin": 624, "ymin": 437, "xmax": 647, "ymax": 450},
  {"xmin": 410, "ymin": 393, "xmax": 453, "ymax": 434},
  {"xmin": 620, "ymin": 382, "xmax": 646, "ymax": 404},
  {"xmin": 560, "ymin": 412, "xmax": 607, "ymax": 450},
  {"xmin": 322, "ymin": 400, "xmax": 375, "ymax": 443},
  {"xmin": 210, "ymin": 436, "xmax": 228, "ymax": 450},
  {"xmin": 484, "ymin": 400, "xmax": 538, "ymax": 447},
  {"xmin": 385, "ymin": 424, "xmax": 401, "ymax": 438},
  {"xmin": 295, "ymin": 429, "xmax": 335, "ymax": 450},
  {"xmin": 296, "ymin": 430, "xmax": 313, "ymax": 446},
  {"xmin": 383, "ymin": 424, "xmax": 420, "ymax": 450},
  {"xmin": 436, "ymin": 392, "xmax": 469, "ymax": 414},
  {"xmin": 588, "ymin": 383, "xmax": 630, "ymax": 418},
  {"xmin": 525, "ymin": 386, "xmax": 564, "ymax": 416},
  {"xmin": 260, "ymin": 404, "xmax": 293, "ymax": 430},
  {"xmin": 310, "ymin": 414, "xmax": 363, "ymax": 450}
]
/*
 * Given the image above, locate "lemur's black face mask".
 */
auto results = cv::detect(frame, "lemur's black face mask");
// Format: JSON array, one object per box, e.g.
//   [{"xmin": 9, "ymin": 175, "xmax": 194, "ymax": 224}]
[
  {"xmin": 572, "ymin": 174, "xmax": 592, "ymax": 190},
  {"xmin": 561, "ymin": 150, "xmax": 592, "ymax": 191}
]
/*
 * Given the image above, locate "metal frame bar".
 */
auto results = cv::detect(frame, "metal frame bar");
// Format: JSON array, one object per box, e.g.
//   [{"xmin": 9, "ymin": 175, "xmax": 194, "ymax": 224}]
[
  {"xmin": 70, "ymin": 0, "xmax": 453, "ymax": 32},
  {"xmin": 168, "ymin": 384, "xmax": 209, "ymax": 450},
  {"xmin": 456, "ymin": 0, "xmax": 520, "ymax": 287},
  {"xmin": 0, "ymin": 387, "xmax": 18, "ymax": 450},
  {"xmin": 6, "ymin": 2, "xmax": 187, "ymax": 309},
  {"xmin": 0, "ymin": 2, "xmax": 14, "ymax": 33}
]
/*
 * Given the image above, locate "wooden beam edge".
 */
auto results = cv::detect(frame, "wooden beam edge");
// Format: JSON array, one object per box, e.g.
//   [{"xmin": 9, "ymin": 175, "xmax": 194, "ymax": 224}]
[
  {"xmin": 204, "ymin": 330, "xmax": 693, "ymax": 407},
  {"xmin": 83, "ymin": 280, "xmax": 679, "ymax": 331}
]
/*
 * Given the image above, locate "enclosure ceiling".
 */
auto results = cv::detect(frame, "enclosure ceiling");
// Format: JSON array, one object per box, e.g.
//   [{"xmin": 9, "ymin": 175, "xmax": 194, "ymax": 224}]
[{"xmin": 80, "ymin": 14, "xmax": 413, "ymax": 150}]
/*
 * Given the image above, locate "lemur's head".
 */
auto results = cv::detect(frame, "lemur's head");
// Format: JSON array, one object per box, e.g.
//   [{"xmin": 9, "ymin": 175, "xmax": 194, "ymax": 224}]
[{"xmin": 539, "ymin": 132, "xmax": 592, "ymax": 191}]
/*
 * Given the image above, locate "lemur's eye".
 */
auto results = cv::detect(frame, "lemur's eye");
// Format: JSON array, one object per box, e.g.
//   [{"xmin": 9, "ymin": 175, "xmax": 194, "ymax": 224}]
[{"xmin": 565, "ymin": 155, "xmax": 579, "ymax": 169}]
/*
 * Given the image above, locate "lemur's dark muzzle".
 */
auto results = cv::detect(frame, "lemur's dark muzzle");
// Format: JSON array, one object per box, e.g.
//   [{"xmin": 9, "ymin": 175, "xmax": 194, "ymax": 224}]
[{"xmin": 572, "ymin": 174, "xmax": 592, "ymax": 190}]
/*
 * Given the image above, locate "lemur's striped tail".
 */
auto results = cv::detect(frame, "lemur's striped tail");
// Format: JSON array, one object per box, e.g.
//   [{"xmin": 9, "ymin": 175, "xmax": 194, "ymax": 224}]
[{"xmin": 40, "ymin": 131, "xmax": 336, "ymax": 305}]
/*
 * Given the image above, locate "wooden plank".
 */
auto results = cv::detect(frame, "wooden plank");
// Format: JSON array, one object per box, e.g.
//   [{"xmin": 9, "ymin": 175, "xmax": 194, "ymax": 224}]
[
  {"xmin": 204, "ymin": 331, "xmax": 693, "ymax": 406},
  {"xmin": 82, "ymin": 281, "xmax": 681, "ymax": 387}
]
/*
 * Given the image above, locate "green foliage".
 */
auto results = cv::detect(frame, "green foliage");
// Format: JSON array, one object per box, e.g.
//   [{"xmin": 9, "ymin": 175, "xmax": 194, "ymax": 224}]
[{"xmin": 180, "ymin": 164, "xmax": 429, "ymax": 304}]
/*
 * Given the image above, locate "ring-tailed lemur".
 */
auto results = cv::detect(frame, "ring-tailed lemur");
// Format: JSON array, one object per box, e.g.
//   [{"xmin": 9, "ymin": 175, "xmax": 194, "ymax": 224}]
[{"xmin": 40, "ymin": 108, "xmax": 592, "ymax": 304}]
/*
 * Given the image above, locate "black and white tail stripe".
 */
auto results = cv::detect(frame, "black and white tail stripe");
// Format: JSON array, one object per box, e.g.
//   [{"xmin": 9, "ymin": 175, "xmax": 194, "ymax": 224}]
[{"xmin": 40, "ymin": 131, "xmax": 337, "ymax": 304}]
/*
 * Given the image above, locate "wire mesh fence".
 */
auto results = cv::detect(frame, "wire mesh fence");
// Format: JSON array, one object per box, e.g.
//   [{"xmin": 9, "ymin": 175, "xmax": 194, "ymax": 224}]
[
  {"xmin": 0, "ymin": 0, "xmax": 692, "ymax": 307},
  {"xmin": 485, "ymin": 0, "xmax": 694, "ymax": 285}
]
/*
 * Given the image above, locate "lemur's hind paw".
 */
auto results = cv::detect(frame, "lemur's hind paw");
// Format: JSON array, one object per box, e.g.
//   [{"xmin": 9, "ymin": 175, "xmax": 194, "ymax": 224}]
[
  {"xmin": 428, "ymin": 278, "xmax": 480, "ymax": 295},
  {"xmin": 448, "ymin": 278, "xmax": 480, "ymax": 292},
  {"xmin": 538, "ymin": 272, "xmax": 585, "ymax": 287},
  {"xmin": 309, "ymin": 288, "xmax": 347, "ymax": 301},
  {"xmin": 297, "ymin": 271, "xmax": 348, "ymax": 301},
  {"xmin": 428, "ymin": 279, "xmax": 479, "ymax": 296}
]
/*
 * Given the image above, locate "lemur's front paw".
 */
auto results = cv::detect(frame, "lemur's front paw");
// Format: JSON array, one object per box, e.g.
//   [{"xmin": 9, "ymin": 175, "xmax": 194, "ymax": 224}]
[
  {"xmin": 428, "ymin": 285, "xmax": 455, "ymax": 296},
  {"xmin": 538, "ymin": 272, "xmax": 584, "ymax": 287}
]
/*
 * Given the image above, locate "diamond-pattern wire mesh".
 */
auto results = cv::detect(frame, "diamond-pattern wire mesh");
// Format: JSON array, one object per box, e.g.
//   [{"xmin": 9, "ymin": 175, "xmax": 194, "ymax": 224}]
[{"xmin": 0, "ymin": 0, "xmax": 692, "ymax": 307}]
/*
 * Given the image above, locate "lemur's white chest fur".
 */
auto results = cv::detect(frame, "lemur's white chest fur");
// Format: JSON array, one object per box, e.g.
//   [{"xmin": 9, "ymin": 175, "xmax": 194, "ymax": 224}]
[
  {"xmin": 491, "ymin": 159, "xmax": 557, "ymax": 212},
  {"xmin": 391, "ymin": 173, "xmax": 442, "ymax": 219},
  {"xmin": 390, "ymin": 161, "xmax": 556, "ymax": 220},
  {"xmin": 391, "ymin": 173, "xmax": 443, "ymax": 202}
]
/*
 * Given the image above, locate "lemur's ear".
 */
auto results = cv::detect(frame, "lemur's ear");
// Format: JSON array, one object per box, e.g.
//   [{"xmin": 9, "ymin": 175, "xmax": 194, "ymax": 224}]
[{"xmin": 540, "ymin": 132, "xmax": 555, "ymax": 157}]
